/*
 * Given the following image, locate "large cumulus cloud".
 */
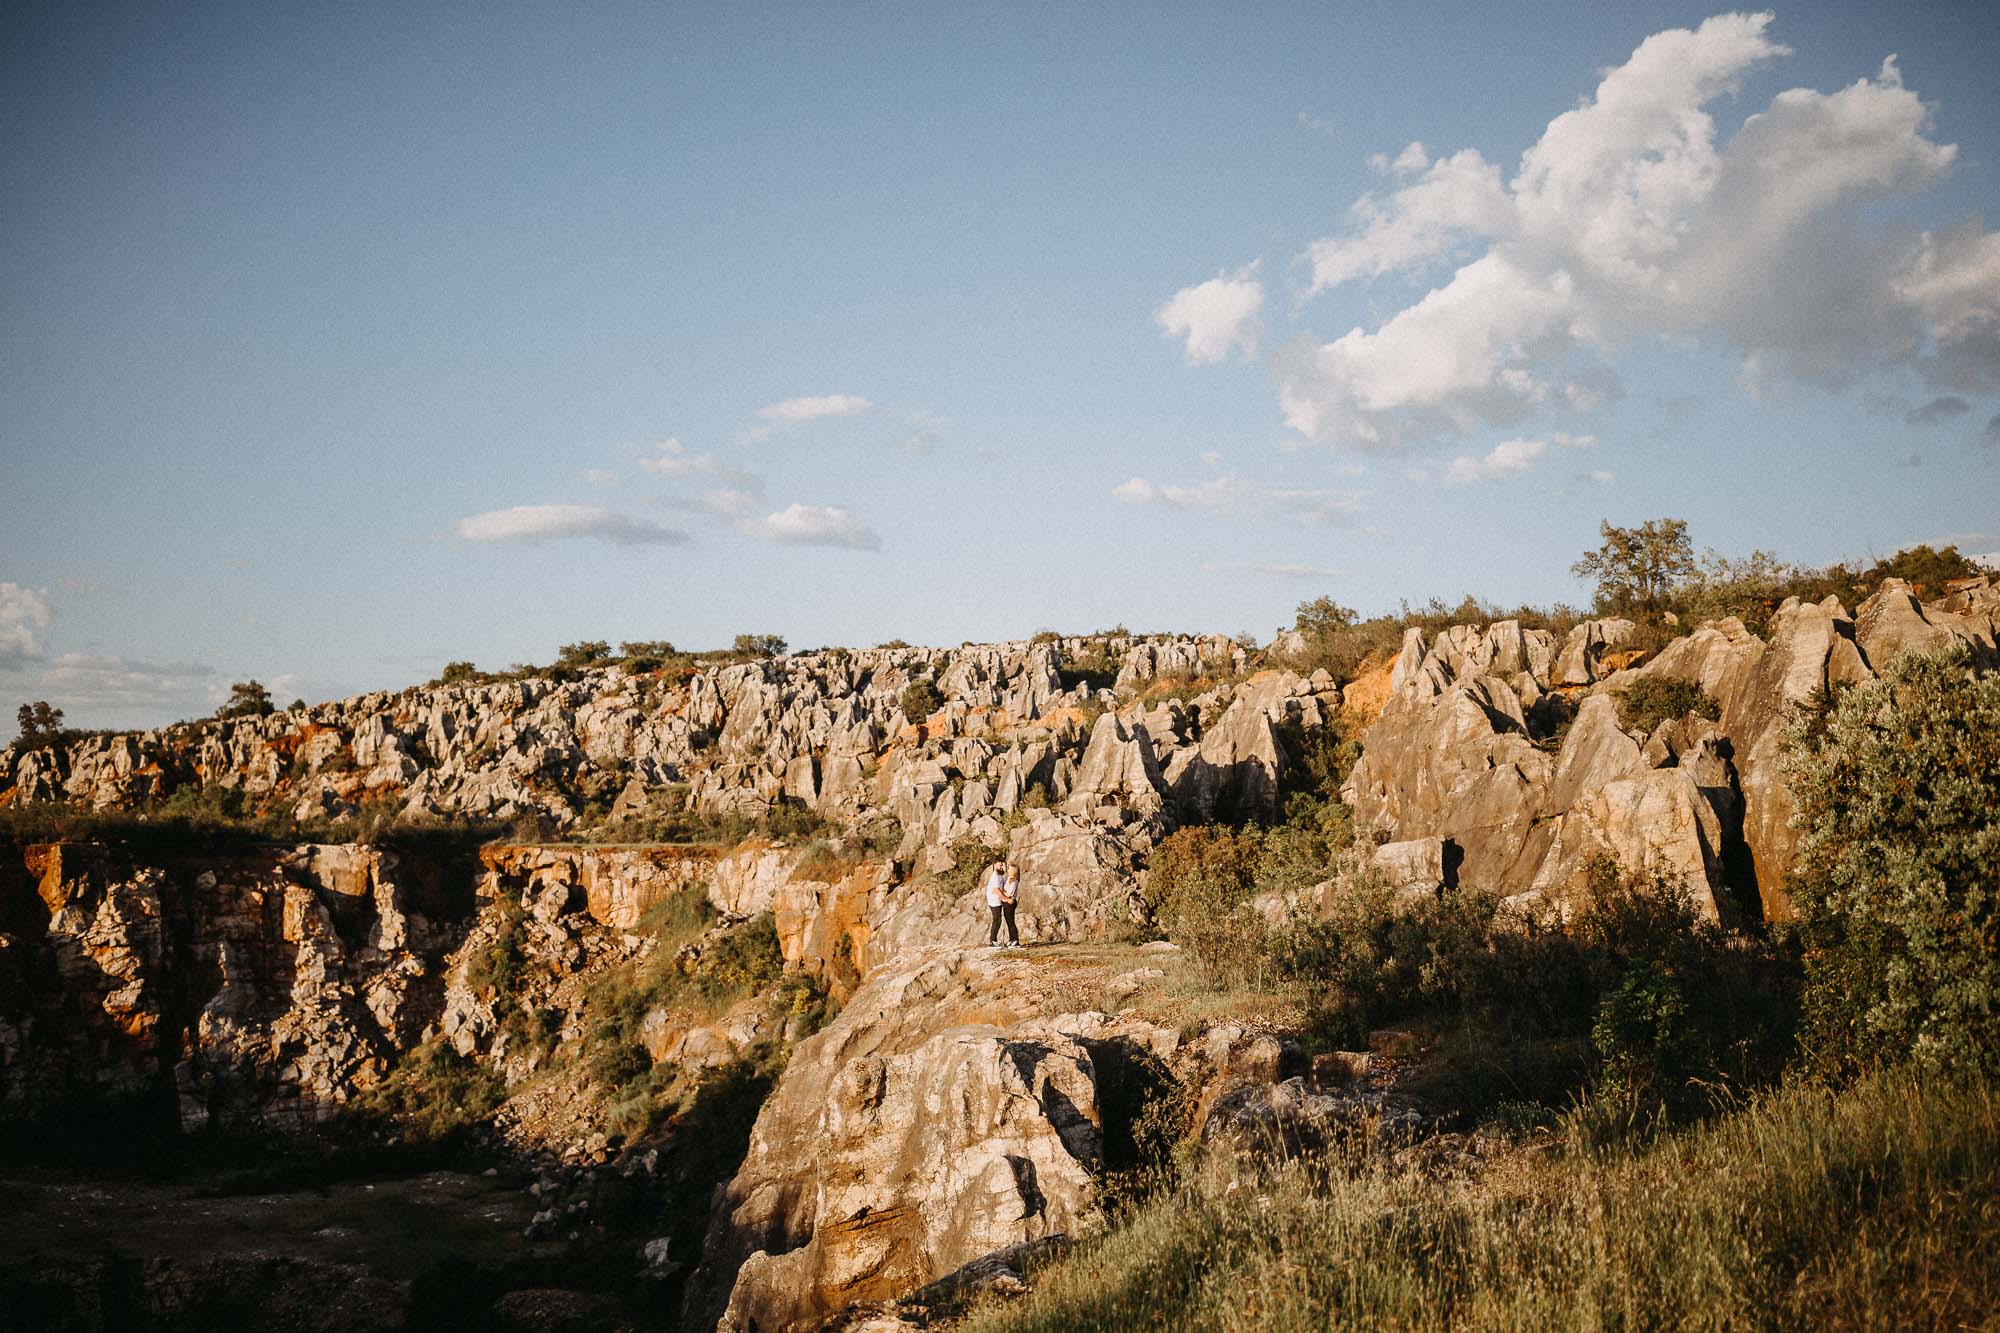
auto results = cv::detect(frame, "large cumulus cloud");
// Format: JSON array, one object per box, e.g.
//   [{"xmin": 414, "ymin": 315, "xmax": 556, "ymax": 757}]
[{"xmin": 1239, "ymin": 12, "xmax": 1998, "ymax": 447}]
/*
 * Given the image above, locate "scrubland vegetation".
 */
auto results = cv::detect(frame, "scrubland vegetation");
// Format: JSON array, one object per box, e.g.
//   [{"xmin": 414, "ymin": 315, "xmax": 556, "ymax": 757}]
[{"xmin": 966, "ymin": 1068, "xmax": 1998, "ymax": 1332}]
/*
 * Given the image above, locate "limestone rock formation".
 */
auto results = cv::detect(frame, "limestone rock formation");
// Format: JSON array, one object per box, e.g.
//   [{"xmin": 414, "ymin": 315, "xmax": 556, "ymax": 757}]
[
  {"xmin": 1339, "ymin": 583, "xmax": 1996, "ymax": 920},
  {"xmin": 690, "ymin": 946, "xmax": 1178, "ymax": 1330},
  {"xmin": 0, "ymin": 842, "xmax": 464, "ymax": 1126}
]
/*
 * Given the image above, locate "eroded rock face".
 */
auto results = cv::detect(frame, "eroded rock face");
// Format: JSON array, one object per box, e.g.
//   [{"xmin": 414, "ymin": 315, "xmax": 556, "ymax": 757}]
[
  {"xmin": 690, "ymin": 947, "xmax": 1173, "ymax": 1332},
  {"xmin": 0, "ymin": 843, "xmax": 467, "ymax": 1127},
  {"xmin": 1339, "ymin": 585, "xmax": 1989, "ymax": 921}
]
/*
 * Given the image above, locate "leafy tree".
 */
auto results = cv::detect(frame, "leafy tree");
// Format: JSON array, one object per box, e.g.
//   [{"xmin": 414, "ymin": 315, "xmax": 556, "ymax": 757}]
[
  {"xmin": 217, "ymin": 679, "xmax": 274, "ymax": 719},
  {"xmin": 555, "ymin": 640, "xmax": 613, "ymax": 669},
  {"xmin": 1856, "ymin": 543, "xmax": 1983, "ymax": 597},
  {"xmin": 1294, "ymin": 596, "xmax": 1358, "ymax": 640},
  {"xmin": 733, "ymin": 633, "xmax": 787, "ymax": 658},
  {"xmin": 15, "ymin": 700, "xmax": 64, "ymax": 749},
  {"xmin": 1783, "ymin": 644, "xmax": 2000, "ymax": 1076},
  {"xmin": 438, "ymin": 660, "xmax": 481, "ymax": 685},
  {"xmin": 618, "ymin": 639, "xmax": 677, "ymax": 658},
  {"xmin": 1572, "ymin": 518, "xmax": 1696, "ymax": 614}
]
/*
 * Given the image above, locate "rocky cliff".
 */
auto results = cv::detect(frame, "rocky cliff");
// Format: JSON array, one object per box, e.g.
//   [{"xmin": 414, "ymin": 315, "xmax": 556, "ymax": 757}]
[{"xmin": 4, "ymin": 577, "xmax": 1996, "ymax": 1329}]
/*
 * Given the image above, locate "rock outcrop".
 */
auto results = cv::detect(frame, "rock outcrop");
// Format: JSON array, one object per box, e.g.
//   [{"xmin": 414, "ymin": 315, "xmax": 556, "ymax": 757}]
[
  {"xmin": 1345, "ymin": 578, "xmax": 2000, "ymax": 921},
  {"xmin": 689, "ymin": 946, "xmax": 1178, "ymax": 1331}
]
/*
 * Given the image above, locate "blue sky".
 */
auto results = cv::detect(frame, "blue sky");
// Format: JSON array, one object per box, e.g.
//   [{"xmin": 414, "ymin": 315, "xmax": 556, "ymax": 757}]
[{"xmin": 4, "ymin": 2, "xmax": 1998, "ymax": 727}]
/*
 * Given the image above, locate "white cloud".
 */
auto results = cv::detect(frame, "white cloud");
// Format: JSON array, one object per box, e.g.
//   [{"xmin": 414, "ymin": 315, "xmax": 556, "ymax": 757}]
[
  {"xmin": 1307, "ymin": 148, "xmax": 1509, "ymax": 291},
  {"xmin": 1445, "ymin": 437, "xmax": 1548, "ymax": 483},
  {"xmin": 1265, "ymin": 14, "xmax": 1999, "ymax": 446},
  {"xmin": 635, "ymin": 438, "xmax": 763, "ymax": 488},
  {"xmin": 0, "ymin": 583, "xmax": 54, "ymax": 668},
  {"xmin": 581, "ymin": 467, "xmax": 619, "ymax": 486},
  {"xmin": 18, "ymin": 654, "xmax": 223, "ymax": 729},
  {"xmin": 740, "ymin": 504, "xmax": 882, "ymax": 550},
  {"xmin": 455, "ymin": 504, "xmax": 690, "ymax": 546},
  {"xmin": 1113, "ymin": 473, "xmax": 1361, "ymax": 523},
  {"xmin": 1589, "ymin": 468, "xmax": 1617, "ymax": 484},
  {"xmin": 754, "ymin": 394, "xmax": 875, "ymax": 424},
  {"xmin": 1552, "ymin": 432, "xmax": 1598, "ymax": 448},
  {"xmin": 1157, "ymin": 263, "xmax": 1264, "ymax": 365}
]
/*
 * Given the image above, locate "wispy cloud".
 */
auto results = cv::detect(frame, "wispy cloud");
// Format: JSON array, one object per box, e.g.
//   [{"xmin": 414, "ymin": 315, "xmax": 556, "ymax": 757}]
[
  {"xmin": 635, "ymin": 438, "xmax": 763, "ymax": 489},
  {"xmin": 455, "ymin": 504, "xmax": 689, "ymax": 546},
  {"xmin": 1113, "ymin": 473, "xmax": 1361, "ymax": 523},
  {"xmin": 1203, "ymin": 560, "xmax": 1344, "ymax": 580},
  {"xmin": 755, "ymin": 394, "xmax": 875, "ymax": 424}
]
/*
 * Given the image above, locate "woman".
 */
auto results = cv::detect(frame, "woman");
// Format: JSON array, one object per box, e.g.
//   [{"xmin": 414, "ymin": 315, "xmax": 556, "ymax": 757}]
[
  {"xmin": 984, "ymin": 859, "xmax": 1011, "ymax": 947},
  {"xmin": 1000, "ymin": 863, "xmax": 1022, "ymax": 948}
]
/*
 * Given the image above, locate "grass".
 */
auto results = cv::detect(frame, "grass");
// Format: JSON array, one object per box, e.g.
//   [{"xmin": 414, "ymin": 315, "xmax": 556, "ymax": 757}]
[{"xmin": 963, "ymin": 1066, "xmax": 2000, "ymax": 1331}]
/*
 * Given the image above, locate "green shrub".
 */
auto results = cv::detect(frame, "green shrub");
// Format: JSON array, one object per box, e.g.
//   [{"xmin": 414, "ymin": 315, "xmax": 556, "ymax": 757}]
[
  {"xmin": 359, "ymin": 1040, "xmax": 505, "ymax": 1141},
  {"xmin": 900, "ymin": 678, "xmax": 945, "ymax": 722},
  {"xmin": 689, "ymin": 913, "xmax": 786, "ymax": 1007},
  {"xmin": 1617, "ymin": 676, "xmax": 1719, "ymax": 734},
  {"xmin": 1589, "ymin": 960, "xmax": 1693, "ymax": 1131},
  {"xmin": 1783, "ymin": 644, "xmax": 2000, "ymax": 1076},
  {"xmin": 931, "ymin": 837, "xmax": 999, "ymax": 904},
  {"xmin": 587, "ymin": 1038, "xmax": 652, "ymax": 1090},
  {"xmin": 463, "ymin": 887, "xmax": 528, "ymax": 1015},
  {"xmin": 1147, "ymin": 826, "xmax": 1263, "ymax": 988},
  {"xmin": 1056, "ymin": 641, "xmax": 1122, "ymax": 693}
]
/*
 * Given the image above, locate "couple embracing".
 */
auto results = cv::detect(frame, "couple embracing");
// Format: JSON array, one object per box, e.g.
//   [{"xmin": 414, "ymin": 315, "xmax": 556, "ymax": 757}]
[{"xmin": 982, "ymin": 859, "xmax": 1023, "ymax": 948}]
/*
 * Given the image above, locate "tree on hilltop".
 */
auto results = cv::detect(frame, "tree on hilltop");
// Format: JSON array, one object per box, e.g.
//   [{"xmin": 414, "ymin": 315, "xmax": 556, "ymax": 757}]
[
  {"xmin": 555, "ymin": 640, "xmax": 613, "ymax": 669},
  {"xmin": 733, "ymin": 633, "xmax": 787, "ymax": 658},
  {"xmin": 15, "ymin": 700, "xmax": 64, "ymax": 750},
  {"xmin": 1572, "ymin": 518, "xmax": 1696, "ymax": 614},
  {"xmin": 1294, "ymin": 596, "xmax": 1358, "ymax": 640},
  {"xmin": 217, "ymin": 680, "xmax": 274, "ymax": 719}
]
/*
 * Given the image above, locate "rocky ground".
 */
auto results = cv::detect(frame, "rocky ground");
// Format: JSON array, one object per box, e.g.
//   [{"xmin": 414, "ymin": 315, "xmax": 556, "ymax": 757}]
[{"xmin": 1, "ymin": 575, "xmax": 1994, "ymax": 1330}]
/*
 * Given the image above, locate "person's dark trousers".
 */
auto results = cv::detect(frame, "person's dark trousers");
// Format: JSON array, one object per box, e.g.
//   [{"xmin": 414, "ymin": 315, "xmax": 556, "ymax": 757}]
[
  {"xmin": 988, "ymin": 905, "xmax": 1005, "ymax": 945},
  {"xmin": 1001, "ymin": 901, "xmax": 1018, "ymax": 944}
]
